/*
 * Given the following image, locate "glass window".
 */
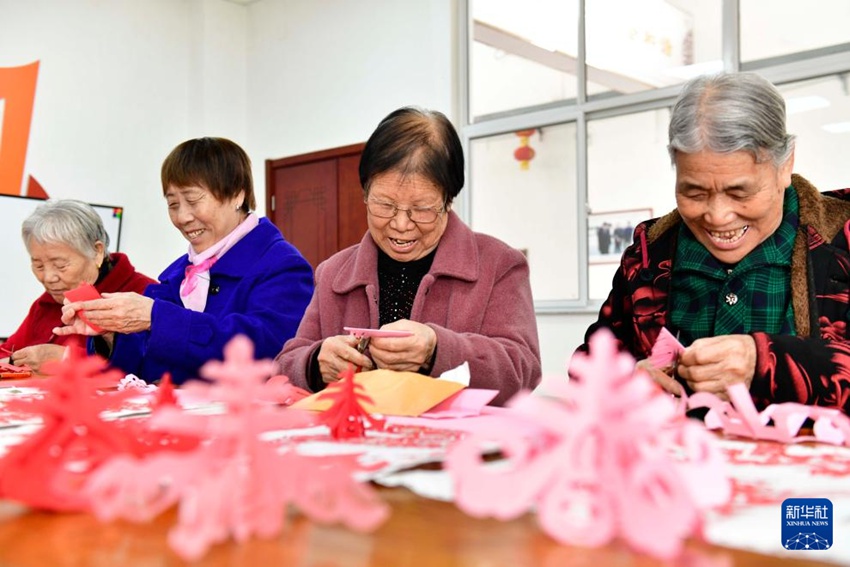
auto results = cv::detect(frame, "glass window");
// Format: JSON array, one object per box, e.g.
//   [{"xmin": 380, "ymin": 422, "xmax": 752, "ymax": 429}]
[
  {"xmin": 780, "ymin": 75, "xmax": 850, "ymax": 191},
  {"xmin": 585, "ymin": 0, "xmax": 722, "ymax": 98},
  {"xmin": 469, "ymin": 123, "xmax": 579, "ymax": 301},
  {"xmin": 587, "ymin": 108, "xmax": 676, "ymax": 300},
  {"xmin": 741, "ymin": 1, "xmax": 850, "ymax": 63},
  {"xmin": 469, "ymin": 0, "xmax": 578, "ymax": 120}
]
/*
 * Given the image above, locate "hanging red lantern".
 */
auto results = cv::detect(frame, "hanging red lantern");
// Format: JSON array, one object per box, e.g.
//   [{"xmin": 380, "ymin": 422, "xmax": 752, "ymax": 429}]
[{"xmin": 514, "ymin": 129, "xmax": 536, "ymax": 170}]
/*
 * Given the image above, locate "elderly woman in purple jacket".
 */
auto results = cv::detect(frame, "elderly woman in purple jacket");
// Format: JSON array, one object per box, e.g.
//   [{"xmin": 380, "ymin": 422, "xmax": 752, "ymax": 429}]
[
  {"xmin": 275, "ymin": 107, "xmax": 541, "ymax": 405},
  {"xmin": 55, "ymin": 137, "xmax": 314, "ymax": 384}
]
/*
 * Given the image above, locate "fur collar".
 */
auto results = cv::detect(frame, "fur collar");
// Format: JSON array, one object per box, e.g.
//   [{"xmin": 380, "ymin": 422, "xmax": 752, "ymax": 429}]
[{"xmin": 645, "ymin": 174, "xmax": 850, "ymax": 337}]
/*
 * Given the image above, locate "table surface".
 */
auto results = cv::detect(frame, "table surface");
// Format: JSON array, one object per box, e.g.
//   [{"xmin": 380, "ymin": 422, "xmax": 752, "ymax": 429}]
[{"xmin": 0, "ymin": 486, "xmax": 836, "ymax": 567}]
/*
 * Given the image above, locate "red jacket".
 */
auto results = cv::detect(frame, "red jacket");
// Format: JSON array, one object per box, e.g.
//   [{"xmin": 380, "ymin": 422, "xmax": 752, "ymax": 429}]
[
  {"xmin": 275, "ymin": 212, "xmax": 541, "ymax": 406},
  {"xmin": 578, "ymin": 175, "xmax": 850, "ymax": 414},
  {"xmin": 1, "ymin": 253, "xmax": 155, "ymax": 352}
]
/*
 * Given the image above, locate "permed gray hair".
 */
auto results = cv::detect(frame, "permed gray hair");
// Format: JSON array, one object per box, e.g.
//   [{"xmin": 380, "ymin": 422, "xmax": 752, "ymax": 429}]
[
  {"xmin": 21, "ymin": 199, "xmax": 110, "ymax": 259},
  {"xmin": 668, "ymin": 72, "xmax": 795, "ymax": 167}
]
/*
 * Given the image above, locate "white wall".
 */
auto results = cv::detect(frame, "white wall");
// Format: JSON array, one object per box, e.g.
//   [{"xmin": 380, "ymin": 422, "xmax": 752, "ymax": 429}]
[
  {"xmin": 245, "ymin": 0, "xmax": 456, "ymax": 190},
  {"xmin": 0, "ymin": 0, "xmax": 250, "ymax": 280}
]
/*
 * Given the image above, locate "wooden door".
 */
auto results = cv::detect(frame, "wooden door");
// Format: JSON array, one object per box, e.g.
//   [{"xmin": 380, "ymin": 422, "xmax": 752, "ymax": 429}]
[{"xmin": 266, "ymin": 143, "xmax": 367, "ymax": 269}]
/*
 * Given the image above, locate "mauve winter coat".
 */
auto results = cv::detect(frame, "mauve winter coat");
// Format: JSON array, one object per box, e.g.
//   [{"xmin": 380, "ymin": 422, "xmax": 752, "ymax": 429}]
[{"xmin": 275, "ymin": 212, "xmax": 541, "ymax": 406}]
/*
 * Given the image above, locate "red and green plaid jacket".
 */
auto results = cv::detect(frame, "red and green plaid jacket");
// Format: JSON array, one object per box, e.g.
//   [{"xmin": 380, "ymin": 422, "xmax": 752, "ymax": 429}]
[{"xmin": 582, "ymin": 174, "xmax": 850, "ymax": 414}]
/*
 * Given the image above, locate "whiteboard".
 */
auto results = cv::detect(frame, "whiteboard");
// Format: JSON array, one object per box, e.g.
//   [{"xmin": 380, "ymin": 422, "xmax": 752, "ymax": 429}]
[{"xmin": 0, "ymin": 195, "xmax": 124, "ymax": 339}]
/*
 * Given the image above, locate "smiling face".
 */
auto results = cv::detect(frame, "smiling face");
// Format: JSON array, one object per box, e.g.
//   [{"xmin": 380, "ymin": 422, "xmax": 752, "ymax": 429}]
[
  {"xmin": 674, "ymin": 149, "xmax": 794, "ymax": 265},
  {"xmin": 366, "ymin": 171, "xmax": 449, "ymax": 262},
  {"xmin": 28, "ymin": 240, "xmax": 104, "ymax": 303},
  {"xmin": 166, "ymin": 184, "xmax": 245, "ymax": 253}
]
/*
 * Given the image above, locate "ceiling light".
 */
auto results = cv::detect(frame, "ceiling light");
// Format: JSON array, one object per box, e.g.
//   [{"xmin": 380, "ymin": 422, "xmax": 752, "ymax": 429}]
[
  {"xmin": 785, "ymin": 95, "xmax": 830, "ymax": 115},
  {"xmin": 822, "ymin": 121, "xmax": 850, "ymax": 133}
]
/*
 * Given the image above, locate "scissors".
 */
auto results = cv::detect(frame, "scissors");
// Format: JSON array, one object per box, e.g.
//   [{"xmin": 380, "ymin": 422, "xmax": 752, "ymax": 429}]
[
  {"xmin": 344, "ymin": 327, "xmax": 414, "ymax": 373},
  {"xmin": 356, "ymin": 335, "xmax": 371, "ymax": 355}
]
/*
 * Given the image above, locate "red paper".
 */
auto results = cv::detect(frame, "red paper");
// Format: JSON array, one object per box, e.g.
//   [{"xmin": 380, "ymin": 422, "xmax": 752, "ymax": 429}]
[{"xmin": 63, "ymin": 282, "xmax": 104, "ymax": 333}]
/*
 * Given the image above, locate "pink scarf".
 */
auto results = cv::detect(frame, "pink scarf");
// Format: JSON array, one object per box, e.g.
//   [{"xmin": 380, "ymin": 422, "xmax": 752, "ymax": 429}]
[{"xmin": 179, "ymin": 213, "xmax": 259, "ymax": 312}]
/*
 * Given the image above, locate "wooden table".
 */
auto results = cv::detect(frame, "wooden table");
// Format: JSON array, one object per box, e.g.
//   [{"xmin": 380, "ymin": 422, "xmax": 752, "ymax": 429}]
[{"xmin": 0, "ymin": 486, "xmax": 835, "ymax": 567}]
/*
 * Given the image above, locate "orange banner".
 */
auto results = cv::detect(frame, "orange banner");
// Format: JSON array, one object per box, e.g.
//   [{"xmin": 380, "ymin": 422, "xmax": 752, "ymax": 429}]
[{"xmin": 0, "ymin": 61, "xmax": 40, "ymax": 196}]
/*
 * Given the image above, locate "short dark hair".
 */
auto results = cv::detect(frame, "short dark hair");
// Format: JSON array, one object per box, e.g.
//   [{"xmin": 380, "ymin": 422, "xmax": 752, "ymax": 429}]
[
  {"xmin": 161, "ymin": 137, "xmax": 256, "ymax": 212},
  {"xmin": 359, "ymin": 107, "xmax": 464, "ymax": 205}
]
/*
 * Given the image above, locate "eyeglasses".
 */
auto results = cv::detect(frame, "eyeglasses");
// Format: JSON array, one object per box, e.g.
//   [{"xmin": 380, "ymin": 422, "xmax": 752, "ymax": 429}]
[{"xmin": 365, "ymin": 198, "xmax": 445, "ymax": 224}]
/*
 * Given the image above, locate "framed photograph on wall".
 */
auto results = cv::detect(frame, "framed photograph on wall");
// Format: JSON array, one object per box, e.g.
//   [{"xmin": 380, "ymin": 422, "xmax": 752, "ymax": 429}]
[{"xmin": 587, "ymin": 208, "xmax": 653, "ymax": 264}]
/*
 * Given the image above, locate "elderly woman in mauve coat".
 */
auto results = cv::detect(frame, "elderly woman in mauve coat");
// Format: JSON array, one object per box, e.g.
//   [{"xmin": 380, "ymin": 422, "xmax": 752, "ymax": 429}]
[{"xmin": 275, "ymin": 107, "xmax": 541, "ymax": 406}]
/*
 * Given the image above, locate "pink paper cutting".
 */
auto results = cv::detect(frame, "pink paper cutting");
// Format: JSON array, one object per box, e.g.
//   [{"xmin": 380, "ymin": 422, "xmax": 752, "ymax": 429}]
[
  {"xmin": 648, "ymin": 327, "xmax": 685, "ymax": 369},
  {"xmin": 86, "ymin": 335, "xmax": 389, "ymax": 561},
  {"xmin": 343, "ymin": 327, "xmax": 414, "ymax": 338},
  {"xmin": 688, "ymin": 383, "xmax": 850, "ymax": 446},
  {"xmin": 445, "ymin": 328, "xmax": 729, "ymax": 560},
  {"xmin": 420, "ymin": 388, "xmax": 499, "ymax": 419}
]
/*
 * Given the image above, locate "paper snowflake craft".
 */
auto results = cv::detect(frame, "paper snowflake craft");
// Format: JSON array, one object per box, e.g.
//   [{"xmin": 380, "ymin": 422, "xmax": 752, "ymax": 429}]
[
  {"xmin": 0, "ymin": 348, "xmax": 195, "ymax": 511},
  {"xmin": 317, "ymin": 364, "xmax": 385, "ymax": 439},
  {"xmin": 445, "ymin": 329, "xmax": 730, "ymax": 560},
  {"xmin": 86, "ymin": 335, "xmax": 389, "ymax": 562},
  {"xmin": 689, "ymin": 383, "xmax": 850, "ymax": 446}
]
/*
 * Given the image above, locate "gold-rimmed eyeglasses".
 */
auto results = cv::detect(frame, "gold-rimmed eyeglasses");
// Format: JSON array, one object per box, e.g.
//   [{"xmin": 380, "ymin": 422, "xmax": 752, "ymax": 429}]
[{"xmin": 365, "ymin": 198, "xmax": 446, "ymax": 224}]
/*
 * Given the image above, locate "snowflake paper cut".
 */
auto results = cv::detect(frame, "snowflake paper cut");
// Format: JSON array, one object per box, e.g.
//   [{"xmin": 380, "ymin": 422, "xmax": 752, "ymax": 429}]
[
  {"xmin": 86, "ymin": 335, "xmax": 389, "ymax": 561},
  {"xmin": 445, "ymin": 329, "xmax": 730, "ymax": 560}
]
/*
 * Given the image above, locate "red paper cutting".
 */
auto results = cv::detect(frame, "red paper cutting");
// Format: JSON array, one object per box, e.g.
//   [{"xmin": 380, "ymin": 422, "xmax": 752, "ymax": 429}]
[
  {"xmin": 153, "ymin": 373, "xmax": 179, "ymax": 409},
  {"xmin": 0, "ymin": 360, "xmax": 33, "ymax": 379},
  {"xmin": 0, "ymin": 348, "xmax": 197, "ymax": 511},
  {"xmin": 317, "ymin": 364, "xmax": 385, "ymax": 439}
]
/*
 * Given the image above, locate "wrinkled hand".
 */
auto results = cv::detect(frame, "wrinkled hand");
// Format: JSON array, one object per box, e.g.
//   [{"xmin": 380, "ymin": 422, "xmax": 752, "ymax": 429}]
[
  {"xmin": 635, "ymin": 359, "xmax": 683, "ymax": 396},
  {"xmin": 677, "ymin": 334, "xmax": 756, "ymax": 399},
  {"xmin": 8, "ymin": 344, "xmax": 65, "ymax": 373},
  {"xmin": 317, "ymin": 335, "xmax": 375, "ymax": 384},
  {"xmin": 54, "ymin": 292, "xmax": 154, "ymax": 336},
  {"xmin": 369, "ymin": 319, "xmax": 436, "ymax": 373}
]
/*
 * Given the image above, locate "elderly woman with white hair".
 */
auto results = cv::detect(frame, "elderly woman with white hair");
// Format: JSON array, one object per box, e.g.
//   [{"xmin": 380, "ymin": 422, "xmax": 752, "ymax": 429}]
[
  {"xmin": 578, "ymin": 72, "xmax": 850, "ymax": 415},
  {"xmin": 1, "ymin": 200, "xmax": 155, "ymax": 371}
]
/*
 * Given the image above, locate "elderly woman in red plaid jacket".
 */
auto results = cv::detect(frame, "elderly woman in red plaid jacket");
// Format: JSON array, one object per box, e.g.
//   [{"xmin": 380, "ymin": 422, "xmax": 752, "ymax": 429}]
[{"xmin": 578, "ymin": 72, "xmax": 850, "ymax": 415}]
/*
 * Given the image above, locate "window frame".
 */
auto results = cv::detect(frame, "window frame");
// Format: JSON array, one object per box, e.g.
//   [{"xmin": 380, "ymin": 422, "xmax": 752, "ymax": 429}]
[{"xmin": 458, "ymin": 0, "xmax": 850, "ymax": 313}]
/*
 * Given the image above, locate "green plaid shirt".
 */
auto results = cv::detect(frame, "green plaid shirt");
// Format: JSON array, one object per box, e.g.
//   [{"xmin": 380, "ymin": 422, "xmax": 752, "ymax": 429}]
[{"xmin": 670, "ymin": 186, "xmax": 798, "ymax": 346}]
